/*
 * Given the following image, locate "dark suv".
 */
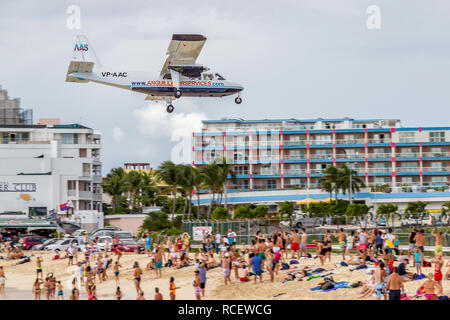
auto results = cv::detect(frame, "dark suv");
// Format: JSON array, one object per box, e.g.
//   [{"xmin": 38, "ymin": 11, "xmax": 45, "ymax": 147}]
[{"xmin": 22, "ymin": 236, "xmax": 47, "ymax": 250}]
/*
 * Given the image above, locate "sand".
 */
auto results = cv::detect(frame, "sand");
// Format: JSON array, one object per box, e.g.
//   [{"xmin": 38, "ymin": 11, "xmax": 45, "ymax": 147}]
[{"xmin": 0, "ymin": 251, "xmax": 448, "ymax": 300}]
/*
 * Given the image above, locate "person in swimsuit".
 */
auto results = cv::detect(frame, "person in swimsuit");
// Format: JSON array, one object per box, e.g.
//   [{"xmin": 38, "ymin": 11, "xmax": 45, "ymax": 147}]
[
  {"xmin": 334, "ymin": 228, "xmax": 346, "ymax": 261},
  {"xmin": 115, "ymin": 286, "xmax": 122, "ymax": 300},
  {"xmin": 248, "ymin": 240, "xmax": 256, "ymax": 265},
  {"xmin": 374, "ymin": 261, "xmax": 387, "ymax": 300},
  {"xmin": 431, "ymin": 229, "xmax": 444, "ymax": 257},
  {"xmin": 408, "ymin": 227, "xmax": 417, "ymax": 266},
  {"xmin": 290, "ymin": 230, "xmax": 300, "ymax": 259},
  {"xmin": 36, "ymin": 256, "xmax": 43, "ymax": 280},
  {"xmin": 221, "ymin": 253, "xmax": 231, "ymax": 285},
  {"xmin": 386, "ymin": 267, "xmax": 404, "ymax": 300},
  {"xmin": 345, "ymin": 231, "xmax": 355, "ymax": 260},
  {"xmin": 430, "ymin": 255, "xmax": 444, "ymax": 295},
  {"xmin": 417, "ymin": 273, "xmax": 441, "ymax": 300},
  {"xmin": 43, "ymin": 277, "xmax": 52, "ymax": 300},
  {"xmin": 300, "ymin": 228, "xmax": 307, "ymax": 258},
  {"xmin": 113, "ymin": 261, "xmax": 122, "ymax": 285},
  {"xmin": 32, "ymin": 278, "xmax": 44, "ymax": 300},
  {"xmin": 133, "ymin": 261, "xmax": 143, "ymax": 295},
  {"xmin": 56, "ymin": 281, "xmax": 64, "ymax": 300},
  {"xmin": 169, "ymin": 277, "xmax": 179, "ymax": 300}
]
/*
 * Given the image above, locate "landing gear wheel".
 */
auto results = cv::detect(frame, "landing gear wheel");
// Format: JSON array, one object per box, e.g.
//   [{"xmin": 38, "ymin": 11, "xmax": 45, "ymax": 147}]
[
  {"xmin": 166, "ymin": 105, "xmax": 174, "ymax": 113},
  {"xmin": 174, "ymin": 90, "xmax": 182, "ymax": 98},
  {"xmin": 235, "ymin": 97, "xmax": 242, "ymax": 104}
]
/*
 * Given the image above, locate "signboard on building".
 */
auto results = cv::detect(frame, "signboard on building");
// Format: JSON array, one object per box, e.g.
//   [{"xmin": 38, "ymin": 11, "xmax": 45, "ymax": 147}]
[
  {"xmin": 0, "ymin": 182, "xmax": 37, "ymax": 192},
  {"xmin": 192, "ymin": 226, "xmax": 212, "ymax": 241}
]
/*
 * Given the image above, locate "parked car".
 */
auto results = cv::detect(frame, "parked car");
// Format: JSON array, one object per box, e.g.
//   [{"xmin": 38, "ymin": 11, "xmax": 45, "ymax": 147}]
[
  {"xmin": 401, "ymin": 218, "xmax": 422, "ymax": 226},
  {"xmin": 31, "ymin": 238, "xmax": 59, "ymax": 250},
  {"xmin": 114, "ymin": 231, "xmax": 134, "ymax": 240},
  {"xmin": 44, "ymin": 238, "xmax": 81, "ymax": 252},
  {"xmin": 22, "ymin": 236, "xmax": 47, "ymax": 250},
  {"xmin": 88, "ymin": 229, "xmax": 117, "ymax": 241},
  {"xmin": 117, "ymin": 238, "xmax": 139, "ymax": 252},
  {"xmin": 279, "ymin": 212, "xmax": 322, "ymax": 229}
]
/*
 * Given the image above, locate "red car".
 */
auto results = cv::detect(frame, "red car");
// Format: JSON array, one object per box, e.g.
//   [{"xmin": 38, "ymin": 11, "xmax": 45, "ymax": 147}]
[
  {"xmin": 22, "ymin": 236, "xmax": 47, "ymax": 250},
  {"xmin": 116, "ymin": 239, "xmax": 139, "ymax": 252}
]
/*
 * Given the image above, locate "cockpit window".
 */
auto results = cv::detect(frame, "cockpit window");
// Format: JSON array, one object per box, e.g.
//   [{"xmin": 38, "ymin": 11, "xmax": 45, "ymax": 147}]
[
  {"xmin": 203, "ymin": 73, "xmax": 214, "ymax": 80},
  {"xmin": 215, "ymin": 73, "xmax": 226, "ymax": 80}
]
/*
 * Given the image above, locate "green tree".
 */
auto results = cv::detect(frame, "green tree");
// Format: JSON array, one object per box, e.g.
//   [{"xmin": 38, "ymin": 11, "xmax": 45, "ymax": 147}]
[
  {"xmin": 157, "ymin": 161, "xmax": 181, "ymax": 219},
  {"xmin": 200, "ymin": 163, "xmax": 221, "ymax": 218},
  {"xmin": 346, "ymin": 203, "xmax": 371, "ymax": 225},
  {"xmin": 377, "ymin": 203, "xmax": 398, "ymax": 227},
  {"xmin": 101, "ymin": 167, "xmax": 130, "ymax": 212},
  {"xmin": 211, "ymin": 207, "xmax": 230, "ymax": 220},
  {"xmin": 216, "ymin": 157, "xmax": 237, "ymax": 211},
  {"xmin": 321, "ymin": 166, "xmax": 340, "ymax": 202},
  {"xmin": 250, "ymin": 205, "xmax": 269, "ymax": 218},
  {"xmin": 279, "ymin": 201, "xmax": 295, "ymax": 228},
  {"xmin": 234, "ymin": 204, "xmax": 252, "ymax": 219},
  {"xmin": 404, "ymin": 201, "xmax": 428, "ymax": 226},
  {"xmin": 176, "ymin": 164, "xmax": 198, "ymax": 219},
  {"xmin": 338, "ymin": 164, "xmax": 366, "ymax": 202},
  {"xmin": 441, "ymin": 201, "xmax": 450, "ymax": 225},
  {"xmin": 140, "ymin": 211, "xmax": 172, "ymax": 232}
]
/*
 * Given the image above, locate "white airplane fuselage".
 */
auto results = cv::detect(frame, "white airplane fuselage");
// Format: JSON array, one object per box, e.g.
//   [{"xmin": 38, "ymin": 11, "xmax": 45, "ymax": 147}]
[{"xmin": 70, "ymin": 70, "xmax": 243, "ymax": 99}]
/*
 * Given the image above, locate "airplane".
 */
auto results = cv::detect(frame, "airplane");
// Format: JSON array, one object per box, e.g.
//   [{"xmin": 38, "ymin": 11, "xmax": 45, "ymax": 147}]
[{"xmin": 66, "ymin": 34, "xmax": 244, "ymax": 113}]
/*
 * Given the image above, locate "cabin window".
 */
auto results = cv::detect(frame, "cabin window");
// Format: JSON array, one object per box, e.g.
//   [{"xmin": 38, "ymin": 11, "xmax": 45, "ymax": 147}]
[{"xmin": 215, "ymin": 73, "xmax": 226, "ymax": 80}]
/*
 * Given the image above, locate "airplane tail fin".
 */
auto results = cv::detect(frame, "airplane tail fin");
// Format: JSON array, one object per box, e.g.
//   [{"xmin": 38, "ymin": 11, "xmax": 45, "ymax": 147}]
[{"xmin": 66, "ymin": 35, "xmax": 102, "ymax": 83}]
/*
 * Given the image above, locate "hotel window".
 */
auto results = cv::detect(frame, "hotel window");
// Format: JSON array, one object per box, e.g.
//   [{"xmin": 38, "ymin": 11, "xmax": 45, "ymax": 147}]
[
  {"xmin": 429, "ymin": 132, "xmax": 445, "ymax": 142},
  {"xmin": 431, "ymin": 176, "xmax": 447, "ymax": 184},
  {"xmin": 372, "ymin": 134, "xmax": 387, "ymax": 143},
  {"xmin": 431, "ymin": 162, "xmax": 447, "ymax": 171},
  {"xmin": 233, "ymin": 151, "xmax": 248, "ymax": 161},
  {"xmin": 234, "ymin": 166, "xmax": 248, "ymax": 175},
  {"xmin": 375, "ymin": 177, "xmax": 391, "ymax": 184},
  {"xmin": 345, "ymin": 162, "xmax": 361, "ymax": 171},
  {"xmin": 372, "ymin": 148, "xmax": 390, "ymax": 157},
  {"xmin": 400, "ymin": 162, "xmax": 418, "ymax": 172},
  {"xmin": 430, "ymin": 147, "xmax": 446, "ymax": 157},
  {"xmin": 373, "ymin": 163, "xmax": 390, "ymax": 172},
  {"xmin": 289, "ymin": 135, "xmax": 306, "ymax": 144},
  {"xmin": 290, "ymin": 164, "xmax": 306, "ymax": 173},
  {"xmin": 261, "ymin": 164, "xmax": 277, "ymax": 174},
  {"xmin": 260, "ymin": 149, "xmax": 275, "ymax": 160},
  {"xmin": 289, "ymin": 150, "xmax": 306, "ymax": 159},
  {"xmin": 233, "ymin": 136, "xmax": 248, "ymax": 146},
  {"xmin": 402, "ymin": 177, "xmax": 418, "ymax": 183},
  {"xmin": 400, "ymin": 147, "xmax": 418, "ymax": 157},
  {"xmin": 344, "ymin": 149, "xmax": 362, "ymax": 158},
  {"xmin": 204, "ymin": 136, "xmax": 216, "ymax": 147},
  {"xmin": 399, "ymin": 132, "xmax": 415, "ymax": 143},
  {"xmin": 314, "ymin": 149, "xmax": 332, "ymax": 159},
  {"xmin": 61, "ymin": 133, "xmax": 79, "ymax": 144},
  {"xmin": 235, "ymin": 180, "xmax": 249, "ymax": 189},
  {"xmin": 343, "ymin": 134, "xmax": 361, "ymax": 144},
  {"xmin": 312, "ymin": 135, "xmax": 332, "ymax": 145},
  {"xmin": 206, "ymin": 151, "xmax": 216, "ymax": 162},
  {"xmin": 290, "ymin": 178, "xmax": 306, "ymax": 187},
  {"xmin": 263, "ymin": 179, "xmax": 277, "ymax": 189}
]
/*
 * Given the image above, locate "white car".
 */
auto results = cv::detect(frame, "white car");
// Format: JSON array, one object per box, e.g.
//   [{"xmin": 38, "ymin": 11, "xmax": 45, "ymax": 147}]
[{"xmin": 44, "ymin": 238, "xmax": 81, "ymax": 252}]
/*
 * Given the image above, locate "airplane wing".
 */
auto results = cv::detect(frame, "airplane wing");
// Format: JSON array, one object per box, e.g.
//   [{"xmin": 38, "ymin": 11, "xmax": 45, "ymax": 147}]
[{"xmin": 160, "ymin": 34, "xmax": 207, "ymax": 78}]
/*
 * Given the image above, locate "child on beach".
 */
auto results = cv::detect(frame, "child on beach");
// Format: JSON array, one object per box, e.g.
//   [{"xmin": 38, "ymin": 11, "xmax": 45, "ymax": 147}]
[
  {"xmin": 169, "ymin": 277, "xmax": 179, "ymax": 300},
  {"xmin": 32, "ymin": 278, "xmax": 44, "ymax": 300},
  {"xmin": 194, "ymin": 270, "xmax": 202, "ymax": 300},
  {"xmin": 154, "ymin": 287, "xmax": 163, "ymax": 300},
  {"xmin": 57, "ymin": 281, "xmax": 64, "ymax": 300},
  {"xmin": 115, "ymin": 286, "xmax": 122, "ymax": 300},
  {"xmin": 414, "ymin": 247, "xmax": 422, "ymax": 275}
]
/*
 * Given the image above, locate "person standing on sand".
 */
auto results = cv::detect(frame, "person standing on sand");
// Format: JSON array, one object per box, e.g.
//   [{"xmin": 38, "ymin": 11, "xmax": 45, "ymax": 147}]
[
  {"xmin": 374, "ymin": 261, "xmax": 387, "ymax": 300},
  {"xmin": 32, "ymin": 278, "xmax": 44, "ymax": 300},
  {"xmin": 334, "ymin": 228, "xmax": 346, "ymax": 261},
  {"xmin": 169, "ymin": 277, "xmax": 179, "ymax": 300},
  {"xmin": 431, "ymin": 228, "xmax": 444, "ymax": 257},
  {"xmin": 214, "ymin": 230, "xmax": 221, "ymax": 255},
  {"xmin": 194, "ymin": 270, "xmax": 202, "ymax": 300},
  {"xmin": 250, "ymin": 251, "xmax": 263, "ymax": 284},
  {"xmin": 0, "ymin": 266, "xmax": 6, "ymax": 296},
  {"xmin": 154, "ymin": 287, "xmax": 162, "ymax": 300},
  {"xmin": 198, "ymin": 263, "xmax": 207, "ymax": 298},
  {"xmin": 386, "ymin": 267, "xmax": 404, "ymax": 300},
  {"xmin": 43, "ymin": 277, "xmax": 52, "ymax": 300},
  {"xmin": 429, "ymin": 255, "xmax": 444, "ymax": 295},
  {"xmin": 113, "ymin": 261, "xmax": 122, "ymax": 285},
  {"xmin": 57, "ymin": 281, "xmax": 64, "ymax": 300},
  {"xmin": 133, "ymin": 261, "xmax": 143, "ymax": 295},
  {"xmin": 299, "ymin": 228, "xmax": 307, "ymax": 258},
  {"xmin": 36, "ymin": 256, "xmax": 43, "ymax": 279},
  {"xmin": 221, "ymin": 252, "xmax": 231, "ymax": 285},
  {"xmin": 290, "ymin": 230, "xmax": 300, "ymax": 259},
  {"xmin": 115, "ymin": 286, "xmax": 122, "ymax": 300},
  {"xmin": 413, "ymin": 229, "xmax": 426, "ymax": 264},
  {"xmin": 154, "ymin": 249, "xmax": 163, "ymax": 278}
]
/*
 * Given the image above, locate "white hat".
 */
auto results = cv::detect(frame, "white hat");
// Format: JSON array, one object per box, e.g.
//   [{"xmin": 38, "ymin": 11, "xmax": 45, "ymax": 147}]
[{"xmin": 225, "ymin": 253, "xmax": 229, "ymax": 257}]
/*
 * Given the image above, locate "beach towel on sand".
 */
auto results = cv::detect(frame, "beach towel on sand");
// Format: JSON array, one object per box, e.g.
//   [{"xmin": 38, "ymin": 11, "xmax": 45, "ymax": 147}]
[
  {"xmin": 290, "ymin": 260, "xmax": 299, "ymax": 265},
  {"xmin": 310, "ymin": 281, "xmax": 349, "ymax": 292}
]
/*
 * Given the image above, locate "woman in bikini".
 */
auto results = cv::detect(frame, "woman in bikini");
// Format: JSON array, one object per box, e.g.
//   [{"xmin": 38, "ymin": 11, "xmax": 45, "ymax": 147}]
[
  {"xmin": 115, "ymin": 286, "xmax": 123, "ymax": 300},
  {"xmin": 266, "ymin": 249, "xmax": 275, "ymax": 283},
  {"xmin": 32, "ymin": 278, "xmax": 44, "ymax": 300},
  {"xmin": 417, "ymin": 273, "xmax": 441, "ymax": 300},
  {"xmin": 113, "ymin": 261, "xmax": 122, "ymax": 285}
]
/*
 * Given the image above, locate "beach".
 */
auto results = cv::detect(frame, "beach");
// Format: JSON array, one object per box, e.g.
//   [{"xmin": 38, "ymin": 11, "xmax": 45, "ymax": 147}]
[{"xmin": 0, "ymin": 251, "xmax": 448, "ymax": 300}]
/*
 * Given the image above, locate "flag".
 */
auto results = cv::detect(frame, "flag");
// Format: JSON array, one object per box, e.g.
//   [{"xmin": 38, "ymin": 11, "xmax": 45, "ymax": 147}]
[{"xmin": 59, "ymin": 200, "xmax": 74, "ymax": 211}]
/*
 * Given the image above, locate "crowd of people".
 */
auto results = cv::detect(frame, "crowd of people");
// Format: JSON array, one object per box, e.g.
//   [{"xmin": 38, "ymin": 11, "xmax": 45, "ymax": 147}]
[{"xmin": 0, "ymin": 227, "xmax": 448, "ymax": 300}]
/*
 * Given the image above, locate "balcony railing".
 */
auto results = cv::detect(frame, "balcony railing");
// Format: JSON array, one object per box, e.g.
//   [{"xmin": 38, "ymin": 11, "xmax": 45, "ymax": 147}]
[
  {"xmin": 283, "ymin": 155, "xmax": 306, "ymax": 160},
  {"xmin": 368, "ymin": 168, "xmax": 391, "ymax": 173},
  {"xmin": 397, "ymin": 153, "xmax": 419, "ymax": 158},
  {"xmin": 284, "ymin": 169, "xmax": 307, "ymax": 175},
  {"xmin": 422, "ymin": 167, "xmax": 448, "ymax": 172},
  {"xmin": 422, "ymin": 152, "xmax": 450, "ymax": 158},
  {"xmin": 335, "ymin": 154, "xmax": 364, "ymax": 159},
  {"xmin": 335, "ymin": 139, "xmax": 364, "ymax": 144},
  {"xmin": 310, "ymin": 140, "xmax": 332, "ymax": 145},
  {"xmin": 67, "ymin": 189, "xmax": 76, "ymax": 197},
  {"xmin": 367, "ymin": 139, "xmax": 391, "ymax": 144},
  {"xmin": 283, "ymin": 140, "xmax": 307, "ymax": 145},
  {"xmin": 367, "ymin": 153, "xmax": 391, "ymax": 158},
  {"xmin": 397, "ymin": 167, "xmax": 419, "ymax": 172}
]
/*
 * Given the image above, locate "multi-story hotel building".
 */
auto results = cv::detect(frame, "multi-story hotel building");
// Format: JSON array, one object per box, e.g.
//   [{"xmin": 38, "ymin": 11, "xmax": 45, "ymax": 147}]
[
  {"xmin": 193, "ymin": 118, "xmax": 450, "ymax": 192},
  {"xmin": 0, "ymin": 122, "xmax": 104, "ymax": 231}
]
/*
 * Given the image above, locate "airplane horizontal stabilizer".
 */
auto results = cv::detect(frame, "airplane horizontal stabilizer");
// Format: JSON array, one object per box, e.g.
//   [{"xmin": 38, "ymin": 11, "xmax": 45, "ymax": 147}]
[{"xmin": 65, "ymin": 61, "xmax": 94, "ymax": 82}]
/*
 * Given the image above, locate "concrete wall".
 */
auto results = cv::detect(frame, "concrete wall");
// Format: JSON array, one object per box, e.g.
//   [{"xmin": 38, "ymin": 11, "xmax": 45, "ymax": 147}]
[{"xmin": 104, "ymin": 214, "xmax": 147, "ymax": 235}]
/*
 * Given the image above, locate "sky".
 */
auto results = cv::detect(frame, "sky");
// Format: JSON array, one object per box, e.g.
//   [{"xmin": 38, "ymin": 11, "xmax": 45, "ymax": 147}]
[{"xmin": 1, "ymin": 0, "xmax": 450, "ymax": 174}]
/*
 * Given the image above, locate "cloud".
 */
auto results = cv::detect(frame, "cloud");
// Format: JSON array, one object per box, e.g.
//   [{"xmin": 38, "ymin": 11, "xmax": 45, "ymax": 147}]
[{"xmin": 112, "ymin": 126, "xmax": 125, "ymax": 142}]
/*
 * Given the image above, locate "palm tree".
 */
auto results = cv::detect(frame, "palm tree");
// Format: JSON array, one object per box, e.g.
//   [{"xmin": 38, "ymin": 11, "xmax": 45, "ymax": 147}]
[
  {"xmin": 192, "ymin": 167, "xmax": 204, "ymax": 219},
  {"xmin": 157, "ymin": 161, "xmax": 181, "ymax": 219},
  {"xmin": 200, "ymin": 163, "xmax": 221, "ymax": 218},
  {"xmin": 338, "ymin": 164, "xmax": 365, "ymax": 202},
  {"xmin": 125, "ymin": 170, "xmax": 143, "ymax": 212},
  {"xmin": 176, "ymin": 164, "xmax": 197, "ymax": 219},
  {"xmin": 441, "ymin": 201, "xmax": 450, "ymax": 225},
  {"xmin": 322, "ymin": 166, "xmax": 340, "ymax": 203},
  {"xmin": 101, "ymin": 167, "xmax": 130, "ymax": 212},
  {"xmin": 138, "ymin": 171, "xmax": 158, "ymax": 209},
  {"xmin": 405, "ymin": 201, "xmax": 428, "ymax": 227},
  {"xmin": 216, "ymin": 157, "xmax": 237, "ymax": 212},
  {"xmin": 376, "ymin": 203, "xmax": 398, "ymax": 227}
]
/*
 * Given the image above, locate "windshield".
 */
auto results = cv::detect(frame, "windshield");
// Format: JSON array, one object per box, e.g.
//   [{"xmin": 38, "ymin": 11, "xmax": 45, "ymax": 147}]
[{"xmin": 115, "ymin": 232, "xmax": 133, "ymax": 239}]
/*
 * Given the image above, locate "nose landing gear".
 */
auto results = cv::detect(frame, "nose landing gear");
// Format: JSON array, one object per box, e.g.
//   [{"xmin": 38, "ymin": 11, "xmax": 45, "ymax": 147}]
[
  {"xmin": 166, "ymin": 104, "xmax": 174, "ymax": 113},
  {"xmin": 235, "ymin": 96, "xmax": 242, "ymax": 104}
]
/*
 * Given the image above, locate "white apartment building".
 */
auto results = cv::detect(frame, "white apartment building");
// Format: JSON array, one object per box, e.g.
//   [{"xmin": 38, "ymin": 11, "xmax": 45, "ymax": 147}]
[{"xmin": 0, "ymin": 123, "xmax": 104, "ymax": 231}]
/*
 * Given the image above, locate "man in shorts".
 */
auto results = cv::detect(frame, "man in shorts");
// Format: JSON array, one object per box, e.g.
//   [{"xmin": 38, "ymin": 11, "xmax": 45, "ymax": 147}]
[
  {"xmin": 36, "ymin": 256, "xmax": 43, "ymax": 279},
  {"xmin": 431, "ymin": 228, "xmax": 443, "ymax": 257},
  {"xmin": 154, "ymin": 249, "xmax": 163, "ymax": 278},
  {"xmin": 334, "ymin": 228, "xmax": 346, "ymax": 261},
  {"xmin": 358, "ymin": 229, "xmax": 368, "ymax": 255},
  {"xmin": 221, "ymin": 253, "xmax": 231, "ymax": 285},
  {"xmin": 250, "ymin": 253, "xmax": 263, "ymax": 283},
  {"xmin": 299, "ymin": 228, "xmax": 307, "ymax": 258},
  {"xmin": 386, "ymin": 266, "xmax": 404, "ymax": 300},
  {"xmin": 374, "ymin": 261, "xmax": 387, "ymax": 300},
  {"xmin": 408, "ymin": 227, "xmax": 417, "ymax": 265},
  {"xmin": 290, "ymin": 230, "xmax": 300, "ymax": 259},
  {"xmin": 198, "ymin": 263, "xmax": 207, "ymax": 297}
]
